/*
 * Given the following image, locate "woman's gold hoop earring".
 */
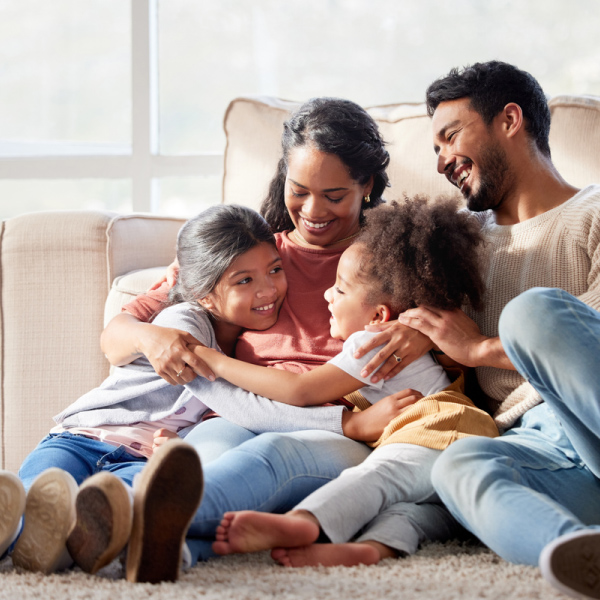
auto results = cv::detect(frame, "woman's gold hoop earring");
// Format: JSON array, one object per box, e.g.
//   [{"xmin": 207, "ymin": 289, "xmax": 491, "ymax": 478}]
[{"xmin": 364, "ymin": 195, "xmax": 371, "ymax": 203}]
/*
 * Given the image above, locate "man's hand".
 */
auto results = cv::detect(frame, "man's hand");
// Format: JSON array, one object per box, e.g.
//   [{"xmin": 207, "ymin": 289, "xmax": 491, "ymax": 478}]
[
  {"xmin": 354, "ymin": 320, "xmax": 434, "ymax": 383},
  {"xmin": 398, "ymin": 306, "xmax": 514, "ymax": 370},
  {"xmin": 341, "ymin": 388, "xmax": 423, "ymax": 442}
]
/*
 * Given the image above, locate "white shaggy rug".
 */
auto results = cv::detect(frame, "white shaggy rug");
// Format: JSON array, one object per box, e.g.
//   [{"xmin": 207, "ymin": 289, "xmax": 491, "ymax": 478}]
[{"xmin": 0, "ymin": 541, "xmax": 570, "ymax": 600}]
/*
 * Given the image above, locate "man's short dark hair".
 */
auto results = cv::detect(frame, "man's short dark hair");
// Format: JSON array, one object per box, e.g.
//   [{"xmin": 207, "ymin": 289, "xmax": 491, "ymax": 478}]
[{"xmin": 426, "ymin": 61, "xmax": 551, "ymax": 158}]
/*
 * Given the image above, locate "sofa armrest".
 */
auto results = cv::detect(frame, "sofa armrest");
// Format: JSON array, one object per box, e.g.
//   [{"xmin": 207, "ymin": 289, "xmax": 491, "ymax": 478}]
[{"xmin": 0, "ymin": 210, "xmax": 185, "ymax": 472}]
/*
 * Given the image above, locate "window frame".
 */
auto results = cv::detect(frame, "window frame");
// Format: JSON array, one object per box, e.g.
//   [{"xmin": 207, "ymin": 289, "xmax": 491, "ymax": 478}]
[{"xmin": 0, "ymin": 0, "xmax": 222, "ymax": 214}]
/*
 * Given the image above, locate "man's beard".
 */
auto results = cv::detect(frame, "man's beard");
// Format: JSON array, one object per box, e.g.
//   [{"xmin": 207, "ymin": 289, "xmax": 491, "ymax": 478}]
[{"xmin": 465, "ymin": 143, "xmax": 513, "ymax": 213}]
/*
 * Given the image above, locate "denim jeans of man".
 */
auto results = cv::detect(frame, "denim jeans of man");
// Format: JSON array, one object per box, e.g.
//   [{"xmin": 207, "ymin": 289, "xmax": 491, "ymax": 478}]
[{"xmin": 432, "ymin": 288, "xmax": 600, "ymax": 565}]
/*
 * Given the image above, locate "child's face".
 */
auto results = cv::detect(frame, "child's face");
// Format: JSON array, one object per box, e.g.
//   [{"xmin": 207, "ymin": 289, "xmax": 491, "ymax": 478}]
[
  {"xmin": 201, "ymin": 242, "xmax": 287, "ymax": 331},
  {"xmin": 324, "ymin": 243, "xmax": 380, "ymax": 341}
]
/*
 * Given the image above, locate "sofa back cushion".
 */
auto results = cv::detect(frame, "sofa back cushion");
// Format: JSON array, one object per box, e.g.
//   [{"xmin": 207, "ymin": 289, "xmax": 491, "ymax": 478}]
[
  {"xmin": 548, "ymin": 95, "xmax": 600, "ymax": 188},
  {"xmin": 223, "ymin": 95, "xmax": 600, "ymax": 210}
]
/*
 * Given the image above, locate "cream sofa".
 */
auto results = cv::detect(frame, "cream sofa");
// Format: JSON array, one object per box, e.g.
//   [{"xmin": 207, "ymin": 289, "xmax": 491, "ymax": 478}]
[{"xmin": 2, "ymin": 95, "xmax": 600, "ymax": 474}]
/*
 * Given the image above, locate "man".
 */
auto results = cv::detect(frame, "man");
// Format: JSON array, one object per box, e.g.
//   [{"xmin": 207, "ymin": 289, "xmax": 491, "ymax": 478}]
[{"xmin": 398, "ymin": 61, "xmax": 600, "ymax": 599}]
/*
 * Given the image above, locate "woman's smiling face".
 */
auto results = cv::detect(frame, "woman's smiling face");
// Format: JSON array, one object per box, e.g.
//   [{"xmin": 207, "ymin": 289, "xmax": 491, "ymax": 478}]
[{"xmin": 284, "ymin": 145, "xmax": 372, "ymax": 249}]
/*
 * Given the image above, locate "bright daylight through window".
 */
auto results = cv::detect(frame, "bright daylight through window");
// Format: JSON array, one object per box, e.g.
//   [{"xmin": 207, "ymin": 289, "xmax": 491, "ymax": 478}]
[{"xmin": 1, "ymin": 0, "xmax": 599, "ymax": 220}]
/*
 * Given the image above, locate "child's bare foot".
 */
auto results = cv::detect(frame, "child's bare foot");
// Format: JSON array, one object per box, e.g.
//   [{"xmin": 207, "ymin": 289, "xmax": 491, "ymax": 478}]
[
  {"xmin": 271, "ymin": 543, "xmax": 381, "ymax": 568},
  {"xmin": 212, "ymin": 511, "xmax": 319, "ymax": 555}
]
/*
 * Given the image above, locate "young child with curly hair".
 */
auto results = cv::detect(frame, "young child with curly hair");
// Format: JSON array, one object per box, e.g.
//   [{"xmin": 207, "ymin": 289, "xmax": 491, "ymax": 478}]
[{"xmin": 186, "ymin": 195, "xmax": 499, "ymax": 568}]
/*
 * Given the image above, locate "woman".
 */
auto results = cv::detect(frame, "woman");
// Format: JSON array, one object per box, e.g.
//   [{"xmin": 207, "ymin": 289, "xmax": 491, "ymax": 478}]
[{"xmin": 101, "ymin": 98, "xmax": 454, "ymax": 570}]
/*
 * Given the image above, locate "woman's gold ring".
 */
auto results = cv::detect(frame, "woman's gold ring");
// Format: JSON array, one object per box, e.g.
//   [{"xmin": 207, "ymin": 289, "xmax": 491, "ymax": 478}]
[
  {"xmin": 392, "ymin": 353, "xmax": 402, "ymax": 363},
  {"xmin": 176, "ymin": 369, "xmax": 183, "ymax": 377}
]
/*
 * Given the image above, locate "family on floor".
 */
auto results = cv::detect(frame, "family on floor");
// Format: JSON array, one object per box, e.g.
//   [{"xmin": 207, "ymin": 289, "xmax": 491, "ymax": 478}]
[{"xmin": 2, "ymin": 60, "xmax": 600, "ymax": 600}]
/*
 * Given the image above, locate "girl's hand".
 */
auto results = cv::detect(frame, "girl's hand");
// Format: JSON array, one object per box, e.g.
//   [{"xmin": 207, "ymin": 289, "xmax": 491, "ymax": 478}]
[
  {"xmin": 148, "ymin": 258, "xmax": 180, "ymax": 291},
  {"xmin": 138, "ymin": 324, "xmax": 215, "ymax": 384},
  {"xmin": 341, "ymin": 388, "xmax": 423, "ymax": 442},
  {"xmin": 354, "ymin": 320, "xmax": 433, "ymax": 384},
  {"xmin": 152, "ymin": 428, "xmax": 179, "ymax": 453}
]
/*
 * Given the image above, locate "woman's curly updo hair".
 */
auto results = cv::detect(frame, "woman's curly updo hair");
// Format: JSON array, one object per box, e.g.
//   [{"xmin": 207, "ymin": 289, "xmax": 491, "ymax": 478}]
[
  {"xmin": 355, "ymin": 196, "xmax": 485, "ymax": 313},
  {"xmin": 260, "ymin": 97, "xmax": 390, "ymax": 233}
]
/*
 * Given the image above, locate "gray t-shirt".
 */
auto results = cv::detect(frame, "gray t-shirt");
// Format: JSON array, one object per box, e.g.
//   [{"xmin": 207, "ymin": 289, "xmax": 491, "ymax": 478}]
[{"xmin": 55, "ymin": 302, "xmax": 346, "ymax": 434}]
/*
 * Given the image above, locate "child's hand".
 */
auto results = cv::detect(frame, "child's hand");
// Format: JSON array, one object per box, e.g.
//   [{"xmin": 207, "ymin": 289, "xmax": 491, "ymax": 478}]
[
  {"xmin": 152, "ymin": 428, "xmax": 179, "ymax": 453},
  {"xmin": 341, "ymin": 388, "xmax": 423, "ymax": 442}
]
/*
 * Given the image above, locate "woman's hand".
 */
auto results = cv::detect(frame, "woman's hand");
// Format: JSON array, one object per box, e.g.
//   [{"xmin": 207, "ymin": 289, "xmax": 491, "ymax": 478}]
[
  {"xmin": 341, "ymin": 388, "xmax": 423, "ymax": 442},
  {"xmin": 152, "ymin": 428, "xmax": 179, "ymax": 453},
  {"xmin": 137, "ymin": 324, "xmax": 215, "ymax": 385},
  {"xmin": 148, "ymin": 258, "xmax": 180, "ymax": 291},
  {"xmin": 354, "ymin": 320, "xmax": 434, "ymax": 383}
]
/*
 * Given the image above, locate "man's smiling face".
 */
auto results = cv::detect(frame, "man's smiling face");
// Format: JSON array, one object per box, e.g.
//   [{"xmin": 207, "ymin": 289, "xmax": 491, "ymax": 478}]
[{"xmin": 432, "ymin": 97, "xmax": 513, "ymax": 213}]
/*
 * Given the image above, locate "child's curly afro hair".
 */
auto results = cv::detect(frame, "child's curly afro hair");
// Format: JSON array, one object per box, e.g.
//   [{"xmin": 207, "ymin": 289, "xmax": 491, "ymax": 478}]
[{"xmin": 355, "ymin": 195, "xmax": 485, "ymax": 314}]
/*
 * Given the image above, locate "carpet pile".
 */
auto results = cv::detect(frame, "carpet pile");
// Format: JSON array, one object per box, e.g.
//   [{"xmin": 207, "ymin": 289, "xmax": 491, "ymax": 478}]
[{"xmin": 0, "ymin": 540, "xmax": 570, "ymax": 599}]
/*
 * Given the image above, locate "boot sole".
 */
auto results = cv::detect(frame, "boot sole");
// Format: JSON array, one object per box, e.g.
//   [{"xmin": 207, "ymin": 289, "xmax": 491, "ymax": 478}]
[
  {"xmin": 540, "ymin": 529, "xmax": 600, "ymax": 599},
  {"xmin": 0, "ymin": 472, "xmax": 26, "ymax": 556},
  {"xmin": 126, "ymin": 440, "xmax": 203, "ymax": 583},
  {"xmin": 67, "ymin": 471, "xmax": 132, "ymax": 573},
  {"xmin": 12, "ymin": 468, "xmax": 77, "ymax": 573}
]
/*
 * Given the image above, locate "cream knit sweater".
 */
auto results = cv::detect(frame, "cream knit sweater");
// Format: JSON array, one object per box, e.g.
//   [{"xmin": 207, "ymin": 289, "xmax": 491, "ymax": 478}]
[{"xmin": 467, "ymin": 184, "xmax": 600, "ymax": 430}]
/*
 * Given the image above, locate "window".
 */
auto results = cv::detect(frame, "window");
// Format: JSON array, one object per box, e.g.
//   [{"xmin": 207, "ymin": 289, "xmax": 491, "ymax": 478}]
[{"xmin": 2, "ymin": 0, "xmax": 599, "ymax": 220}]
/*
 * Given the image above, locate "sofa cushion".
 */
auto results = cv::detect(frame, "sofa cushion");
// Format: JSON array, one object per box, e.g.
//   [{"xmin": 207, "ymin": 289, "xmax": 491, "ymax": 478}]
[
  {"xmin": 223, "ymin": 95, "xmax": 600, "ymax": 213},
  {"xmin": 549, "ymin": 95, "xmax": 600, "ymax": 188},
  {"xmin": 0, "ymin": 211, "xmax": 184, "ymax": 473},
  {"xmin": 223, "ymin": 97, "xmax": 300, "ymax": 211},
  {"xmin": 222, "ymin": 97, "xmax": 457, "ymax": 210},
  {"xmin": 367, "ymin": 103, "xmax": 455, "ymax": 201},
  {"xmin": 104, "ymin": 267, "xmax": 169, "ymax": 326}
]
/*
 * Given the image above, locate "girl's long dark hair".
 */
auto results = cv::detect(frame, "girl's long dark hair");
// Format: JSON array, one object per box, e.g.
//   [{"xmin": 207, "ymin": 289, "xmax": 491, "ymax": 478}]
[{"xmin": 169, "ymin": 204, "xmax": 275, "ymax": 305}]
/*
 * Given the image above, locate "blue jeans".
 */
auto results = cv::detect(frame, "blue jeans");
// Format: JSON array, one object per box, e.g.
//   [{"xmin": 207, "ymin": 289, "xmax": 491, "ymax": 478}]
[
  {"xmin": 184, "ymin": 426, "xmax": 373, "ymax": 562},
  {"xmin": 19, "ymin": 432, "xmax": 147, "ymax": 492},
  {"xmin": 182, "ymin": 417, "xmax": 257, "ymax": 465},
  {"xmin": 432, "ymin": 288, "xmax": 600, "ymax": 565}
]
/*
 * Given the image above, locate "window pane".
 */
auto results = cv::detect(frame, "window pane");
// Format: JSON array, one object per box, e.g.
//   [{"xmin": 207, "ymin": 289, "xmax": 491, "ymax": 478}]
[
  {"xmin": 0, "ymin": 0, "xmax": 131, "ymax": 155},
  {"xmin": 156, "ymin": 175, "xmax": 223, "ymax": 218},
  {"xmin": 0, "ymin": 180, "xmax": 131, "ymax": 220},
  {"xmin": 159, "ymin": 0, "xmax": 600, "ymax": 155}
]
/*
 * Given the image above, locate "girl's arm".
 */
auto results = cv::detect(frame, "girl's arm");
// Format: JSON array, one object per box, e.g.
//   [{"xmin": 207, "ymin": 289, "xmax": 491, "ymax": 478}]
[
  {"xmin": 193, "ymin": 346, "xmax": 364, "ymax": 407},
  {"xmin": 183, "ymin": 374, "xmax": 421, "ymax": 442}
]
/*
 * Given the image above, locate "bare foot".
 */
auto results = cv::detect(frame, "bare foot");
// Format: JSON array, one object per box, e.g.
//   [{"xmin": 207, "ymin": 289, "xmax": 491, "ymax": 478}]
[
  {"xmin": 271, "ymin": 543, "xmax": 381, "ymax": 567},
  {"xmin": 212, "ymin": 511, "xmax": 319, "ymax": 555}
]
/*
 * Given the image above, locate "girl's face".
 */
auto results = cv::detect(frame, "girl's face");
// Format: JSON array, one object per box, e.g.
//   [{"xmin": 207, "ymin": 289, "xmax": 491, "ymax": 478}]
[
  {"xmin": 324, "ymin": 243, "xmax": 387, "ymax": 341},
  {"xmin": 200, "ymin": 242, "xmax": 287, "ymax": 332},
  {"xmin": 285, "ymin": 145, "xmax": 373, "ymax": 249}
]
